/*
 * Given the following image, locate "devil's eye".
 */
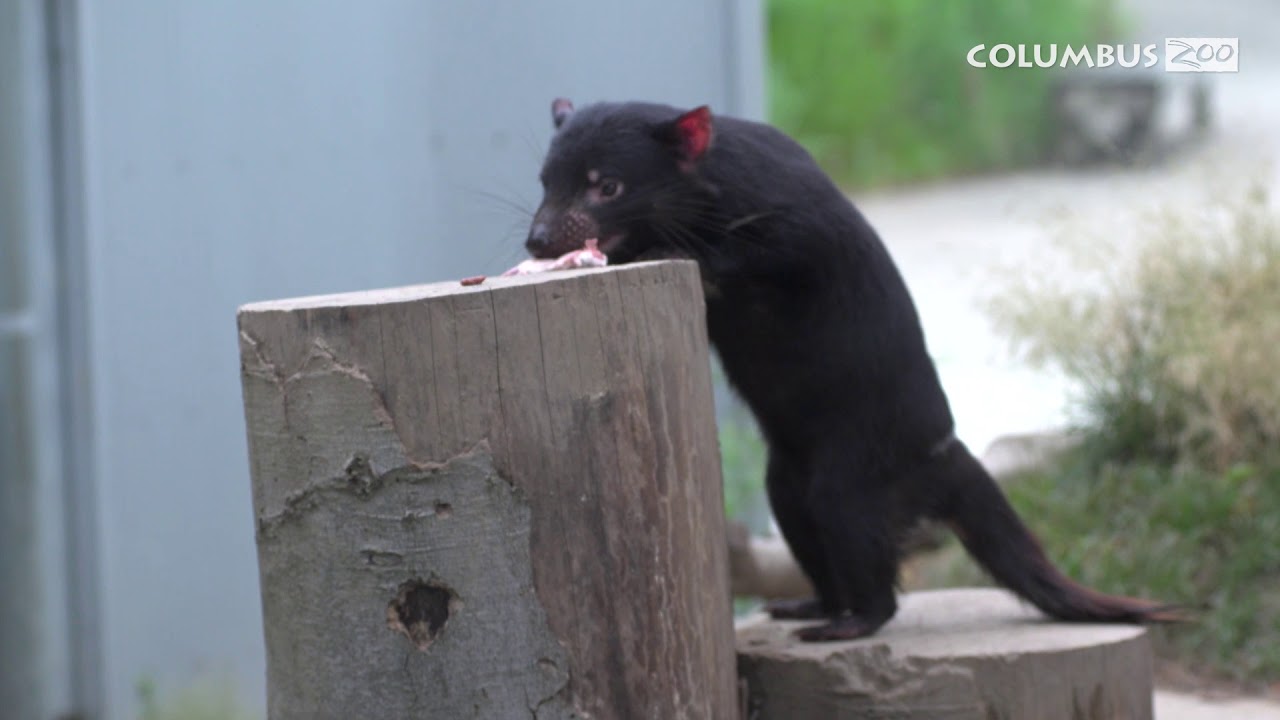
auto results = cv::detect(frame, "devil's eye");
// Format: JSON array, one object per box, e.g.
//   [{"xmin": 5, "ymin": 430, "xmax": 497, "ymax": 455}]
[{"xmin": 599, "ymin": 180, "xmax": 621, "ymax": 198}]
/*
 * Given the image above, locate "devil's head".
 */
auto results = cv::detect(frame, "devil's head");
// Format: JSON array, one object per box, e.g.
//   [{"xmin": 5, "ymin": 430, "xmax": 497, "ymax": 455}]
[{"xmin": 525, "ymin": 99, "xmax": 715, "ymax": 264}]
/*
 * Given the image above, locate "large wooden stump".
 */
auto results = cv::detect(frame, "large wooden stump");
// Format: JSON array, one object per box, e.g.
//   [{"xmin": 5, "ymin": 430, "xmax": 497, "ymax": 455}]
[
  {"xmin": 737, "ymin": 588, "xmax": 1154, "ymax": 720},
  {"xmin": 237, "ymin": 261, "xmax": 737, "ymax": 719}
]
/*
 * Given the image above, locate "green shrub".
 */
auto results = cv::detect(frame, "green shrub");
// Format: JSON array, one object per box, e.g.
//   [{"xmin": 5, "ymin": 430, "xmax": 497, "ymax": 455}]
[
  {"xmin": 720, "ymin": 413, "xmax": 767, "ymax": 523},
  {"xmin": 137, "ymin": 674, "xmax": 259, "ymax": 720},
  {"xmin": 956, "ymin": 184, "xmax": 1280, "ymax": 686},
  {"xmin": 768, "ymin": 0, "xmax": 1120, "ymax": 187},
  {"xmin": 988, "ymin": 184, "xmax": 1280, "ymax": 470}
]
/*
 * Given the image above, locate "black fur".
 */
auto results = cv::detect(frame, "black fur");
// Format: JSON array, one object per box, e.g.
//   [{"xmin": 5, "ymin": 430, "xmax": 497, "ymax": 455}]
[{"xmin": 527, "ymin": 100, "xmax": 1182, "ymax": 641}]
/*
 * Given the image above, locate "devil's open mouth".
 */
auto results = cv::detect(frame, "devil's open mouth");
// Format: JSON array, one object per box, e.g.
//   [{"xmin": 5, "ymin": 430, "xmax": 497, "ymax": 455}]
[
  {"xmin": 527, "ymin": 234, "xmax": 626, "ymax": 262},
  {"xmin": 597, "ymin": 234, "xmax": 626, "ymax": 256}
]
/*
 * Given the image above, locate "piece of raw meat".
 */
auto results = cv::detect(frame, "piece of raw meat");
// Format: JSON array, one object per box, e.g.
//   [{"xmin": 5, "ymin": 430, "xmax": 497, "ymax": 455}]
[{"xmin": 501, "ymin": 238, "xmax": 608, "ymax": 276}]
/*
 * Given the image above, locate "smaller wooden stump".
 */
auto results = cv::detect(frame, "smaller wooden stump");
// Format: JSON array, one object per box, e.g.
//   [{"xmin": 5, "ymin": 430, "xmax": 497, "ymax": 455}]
[{"xmin": 737, "ymin": 588, "xmax": 1153, "ymax": 720}]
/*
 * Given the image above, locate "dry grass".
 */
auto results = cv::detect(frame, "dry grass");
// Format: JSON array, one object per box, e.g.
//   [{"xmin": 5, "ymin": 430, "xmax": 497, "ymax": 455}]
[
  {"xmin": 988, "ymin": 183, "xmax": 1280, "ymax": 470},
  {"xmin": 954, "ymin": 183, "xmax": 1280, "ymax": 687}
]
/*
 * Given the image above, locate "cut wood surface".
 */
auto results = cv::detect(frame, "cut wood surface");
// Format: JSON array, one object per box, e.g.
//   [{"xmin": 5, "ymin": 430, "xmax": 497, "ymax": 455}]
[
  {"xmin": 237, "ymin": 260, "xmax": 737, "ymax": 719},
  {"xmin": 737, "ymin": 588, "xmax": 1154, "ymax": 720}
]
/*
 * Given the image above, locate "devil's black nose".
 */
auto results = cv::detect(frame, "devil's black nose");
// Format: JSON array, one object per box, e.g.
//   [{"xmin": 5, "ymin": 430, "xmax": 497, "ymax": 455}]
[{"xmin": 526, "ymin": 222, "xmax": 551, "ymax": 253}]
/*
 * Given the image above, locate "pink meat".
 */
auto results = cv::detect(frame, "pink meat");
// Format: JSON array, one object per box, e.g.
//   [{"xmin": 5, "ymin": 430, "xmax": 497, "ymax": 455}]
[{"xmin": 502, "ymin": 239, "xmax": 608, "ymax": 276}]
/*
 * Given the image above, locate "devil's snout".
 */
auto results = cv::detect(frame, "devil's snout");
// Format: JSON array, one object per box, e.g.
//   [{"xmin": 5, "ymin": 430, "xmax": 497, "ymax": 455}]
[
  {"xmin": 526, "ymin": 221, "xmax": 552, "ymax": 255},
  {"xmin": 525, "ymin": 207, "xmax": 599, "ymax": 259}
]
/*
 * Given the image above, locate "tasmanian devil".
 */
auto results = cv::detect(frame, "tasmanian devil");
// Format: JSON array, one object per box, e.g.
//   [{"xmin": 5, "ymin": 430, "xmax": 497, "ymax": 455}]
[{"xmin": 524, "ymin": 98, "xmax": 1182, "ymax": 642}]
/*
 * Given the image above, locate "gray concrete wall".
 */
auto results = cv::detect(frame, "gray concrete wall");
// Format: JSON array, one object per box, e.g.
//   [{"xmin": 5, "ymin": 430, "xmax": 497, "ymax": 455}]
[
  {"xmin": 2, "ymin": 3, "xmax": 80, "ymax": 718},
  {"xmin": 1, "ymin": 6, "xmax": 41, "ymax": 716},
  {"xmin": 55, "ymin": 1, "xmax": 763, "ymax": 717}
]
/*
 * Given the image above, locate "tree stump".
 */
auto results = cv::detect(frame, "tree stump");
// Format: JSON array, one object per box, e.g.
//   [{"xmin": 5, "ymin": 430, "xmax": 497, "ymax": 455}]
[
  {"xmin": 737, "ymin": 588, "xmax": 1154, "ymax": 720},
  {"xmin": 237, "ymin": 261, "xmax": 737, "ymax": 719}
]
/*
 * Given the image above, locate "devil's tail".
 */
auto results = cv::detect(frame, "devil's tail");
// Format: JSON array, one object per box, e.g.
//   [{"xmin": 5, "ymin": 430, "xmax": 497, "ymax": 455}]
[{"xmin": 935, "ymin": 441, "xmax": 1187, "ymax": 624}]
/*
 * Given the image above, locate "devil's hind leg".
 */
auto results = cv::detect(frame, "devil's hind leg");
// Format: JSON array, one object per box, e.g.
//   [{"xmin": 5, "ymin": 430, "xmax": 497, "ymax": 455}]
[
  {"xmin": 763, "ymin": 451, "xmax": 840, "ymax": 620},
  {"xmin": 792, "ymin": 449, "xmax": 900, "ymax": 642}
]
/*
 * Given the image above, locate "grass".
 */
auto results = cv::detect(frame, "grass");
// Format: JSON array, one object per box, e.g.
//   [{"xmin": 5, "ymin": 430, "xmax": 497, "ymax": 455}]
[
  {"xmin": 720, "ymin": 415, "xmax": 767, "ymax": 524},
  {"xmin": 767, "ymin": 0, "xmax": 1121, "ymax": 187},
  {"xmin": 137, "ymin": 674, "xmax": 259, "ymax": 720},
  {"xmin": 987, "ymin": 184, "xmax": 1280, "ymax": 471},
  {"xmin": 915, "ymin": 454, "xmax": 1280, "ymax": 687}
]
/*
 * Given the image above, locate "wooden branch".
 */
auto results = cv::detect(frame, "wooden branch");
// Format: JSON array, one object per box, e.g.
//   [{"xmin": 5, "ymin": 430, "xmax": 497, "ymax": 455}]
[{"xmin": 726, "ymin": 521, "xmax": 813, "ymax": 600}]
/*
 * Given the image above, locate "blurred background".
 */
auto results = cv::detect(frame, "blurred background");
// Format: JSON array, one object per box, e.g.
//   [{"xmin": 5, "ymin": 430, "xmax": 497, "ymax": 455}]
[{"xmin": 2, "ymin": 1, "xmax": 1276, "ymax": 718}]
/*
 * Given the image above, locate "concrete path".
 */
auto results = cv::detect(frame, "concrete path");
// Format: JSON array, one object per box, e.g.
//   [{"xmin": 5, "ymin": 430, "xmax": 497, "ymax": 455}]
[
  {"xmin": 1155, "ymin": 692, "xmax": 1280, "ymax": 720},
  {"xmin": 849, "ymin": 2, "xmax": 1280, "ymax": 716}
]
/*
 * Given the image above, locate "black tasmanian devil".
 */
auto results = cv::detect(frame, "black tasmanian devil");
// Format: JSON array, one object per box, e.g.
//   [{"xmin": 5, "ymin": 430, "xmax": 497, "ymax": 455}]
[{"xmin": 523, "ymin": 98, "xmax": 1185, "ymax": 641}]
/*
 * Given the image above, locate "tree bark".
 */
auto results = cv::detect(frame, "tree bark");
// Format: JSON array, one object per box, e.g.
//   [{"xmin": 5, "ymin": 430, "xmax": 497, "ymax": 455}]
[{"xmin": 237, "ymin": 261, "xmax": 737, "ymax": 719}]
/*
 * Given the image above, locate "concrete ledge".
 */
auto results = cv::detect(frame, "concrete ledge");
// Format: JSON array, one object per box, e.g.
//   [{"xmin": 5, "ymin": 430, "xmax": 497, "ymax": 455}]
[{"xmin": 736, "ymin": 588, "xmax": 1153, "ymax": 720}]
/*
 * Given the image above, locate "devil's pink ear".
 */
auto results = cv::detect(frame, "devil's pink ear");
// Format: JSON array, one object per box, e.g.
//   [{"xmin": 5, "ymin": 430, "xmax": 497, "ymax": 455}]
[
  {"xmin": 675, "ymin": 106, "xmax": 713, "ymax": 159},
  {"xmin": 552, "ymin": 98, "xmax": 575, "ymax": 129},
  {"xmin": 655, "ymin": 106, "xmax": 714, "ymax": 167}
]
